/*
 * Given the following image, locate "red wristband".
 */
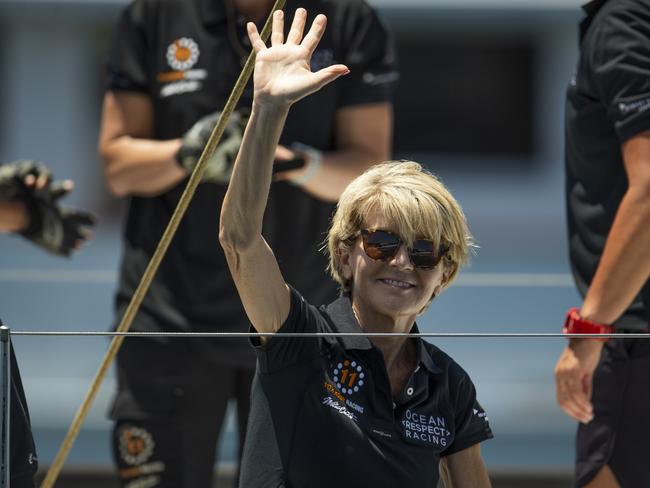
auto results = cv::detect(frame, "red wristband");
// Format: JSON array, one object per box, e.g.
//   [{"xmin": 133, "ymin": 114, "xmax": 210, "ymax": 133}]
[{"xmin": 563, "ymin": 308, "xmax": 613, "ymax": 341}]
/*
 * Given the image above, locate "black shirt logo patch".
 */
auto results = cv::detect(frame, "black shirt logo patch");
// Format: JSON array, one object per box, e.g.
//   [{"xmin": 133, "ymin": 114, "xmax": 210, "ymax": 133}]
[
  {"xmin": 166, "ymin": 37, "xmax": 200, "ymax": 71},
  {"xmin": 158, "ymin": 37, "xmax": 207, "ymax": 97},
  {"xmin": 118, "ymin": 425, "xmax": 156, "ymax": 466},
  {"xmin": 401, "ymin": 409, "xmax": 453, "ymax": 448},
  {"xmin": 331, "ymin": 359, "xmax": 366, "ymax": 395}
]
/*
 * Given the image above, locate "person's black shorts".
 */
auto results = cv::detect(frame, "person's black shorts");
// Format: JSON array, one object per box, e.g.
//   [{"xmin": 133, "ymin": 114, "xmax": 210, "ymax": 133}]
[
  {"xmin": 575, "ymin": 337, "xmax": 650, "ymax": 487},
  {"xmin": 110, "ymin": 338, "xmax": 254, "ymax": 488}
]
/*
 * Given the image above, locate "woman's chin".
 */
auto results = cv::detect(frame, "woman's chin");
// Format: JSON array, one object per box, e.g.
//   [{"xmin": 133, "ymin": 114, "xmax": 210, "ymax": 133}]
[{"xmin": 366, "ymin": 294, "xmax": 422, "ymax": 320}]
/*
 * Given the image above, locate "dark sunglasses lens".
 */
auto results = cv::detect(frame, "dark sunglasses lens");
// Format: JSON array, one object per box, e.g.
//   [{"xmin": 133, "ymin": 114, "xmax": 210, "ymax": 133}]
[
  {"xmin": 363, "ymin": 230, "xmax": 400, "ymax": 260},
  {"xmin": 410, "ymin": 239, "xmax": 438, "ymax": 268}
]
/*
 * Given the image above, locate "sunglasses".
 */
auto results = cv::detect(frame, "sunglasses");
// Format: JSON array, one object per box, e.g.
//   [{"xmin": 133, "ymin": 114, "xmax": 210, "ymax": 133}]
[{"xmin": 360, "ymin": 229, "xmax": 449, "ymax": 270}]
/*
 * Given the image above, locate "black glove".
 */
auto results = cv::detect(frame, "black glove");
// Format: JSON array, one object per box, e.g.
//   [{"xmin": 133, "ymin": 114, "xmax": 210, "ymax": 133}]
[
  {"xmin": 20, "ymin": 180, "xmax": 95, "ymax": 257},
  {"xmin": 176, "ymin": 110, "xmax": 248, "ymax": 184},
  {"xmin": 0, "ymin": 160, "xmax": 52, "ymax": 200}
]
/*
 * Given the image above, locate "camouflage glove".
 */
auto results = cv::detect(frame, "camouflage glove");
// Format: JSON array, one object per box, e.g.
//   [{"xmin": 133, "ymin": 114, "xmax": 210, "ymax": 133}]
[
  {"xmin": 176, "ymin": 110, "xmax": 248, "ymax": 184},
  {"xmin": 20, "ymin": 180, "xmax": 96, "ymax": 257},
  {"xmin": 0, "ymin": 160, "xmax": 52, "ymax": 200}
]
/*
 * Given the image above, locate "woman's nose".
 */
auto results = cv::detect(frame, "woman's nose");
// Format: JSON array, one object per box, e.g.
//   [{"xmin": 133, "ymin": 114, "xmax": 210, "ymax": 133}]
[{"xmin": 389, "ymin": 243, "xmax": 413, "ymax": 270}]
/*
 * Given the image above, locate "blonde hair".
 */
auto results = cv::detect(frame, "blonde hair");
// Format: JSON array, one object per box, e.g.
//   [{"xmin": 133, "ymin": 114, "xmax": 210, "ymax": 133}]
[{"xmin": 326, "ymin": 160, "xmax": 474, "ymax": 292}]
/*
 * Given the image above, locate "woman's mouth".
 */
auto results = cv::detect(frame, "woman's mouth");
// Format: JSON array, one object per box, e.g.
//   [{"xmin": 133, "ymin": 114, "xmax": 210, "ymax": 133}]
[{"xmin": 379, "ymin": 278, "xmax": 414, "ymax": 289}]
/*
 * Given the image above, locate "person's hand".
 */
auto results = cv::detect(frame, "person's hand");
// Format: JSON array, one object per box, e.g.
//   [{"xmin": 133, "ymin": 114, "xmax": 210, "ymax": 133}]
[
  {"xmin": 177, "ymin": 109, "xmax": 309, "ymax": 184},
  {"xmin": 176, "ymin": 110, "xmax": 248, "ymax": 184},
  {"xmin": 554, "ymin": 338, "xmax": 605, "ymax": 423},
  {"xmin": 272, "ymin": 144, "xmax": 307, "ymax": 178},
  {"xmin": 0, "ymin": 160, "xmax": 95, "ymax": 255},
  {"xmin": 21, "ymin": 180, "xmax": 96, "ymax": 256},
  {"xmin": 248, "ymin": 8, "xmax": 349, "ymax": 108},
  {"xmin": 275, "ymin": 144, "xmax": 296, "ymax": 163},
  {"xmin": 0, "ymin": 160, "xmax": 52, "ymax": 199}
]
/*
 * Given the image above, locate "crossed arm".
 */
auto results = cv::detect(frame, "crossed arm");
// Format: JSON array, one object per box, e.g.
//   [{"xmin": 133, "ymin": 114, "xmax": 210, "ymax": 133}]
[
  {"xmin": 99, "ymin": 94, "xmax": 388, "ymax": 199},
  {"xmin": 98, "ymin": 47, "xmax": 389, "ymax": 199}
]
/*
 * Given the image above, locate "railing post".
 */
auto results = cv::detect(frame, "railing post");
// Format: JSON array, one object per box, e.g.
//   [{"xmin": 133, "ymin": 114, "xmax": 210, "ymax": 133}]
[{"xmin": 0, "ymin": 320, "xmax": 10, "ymax": 488}]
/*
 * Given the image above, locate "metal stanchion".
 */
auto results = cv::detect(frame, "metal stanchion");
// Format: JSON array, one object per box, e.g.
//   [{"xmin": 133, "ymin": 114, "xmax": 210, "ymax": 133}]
[{"xmin": 0, "ymin": 321, "xmax": 11, "ymax": 488}]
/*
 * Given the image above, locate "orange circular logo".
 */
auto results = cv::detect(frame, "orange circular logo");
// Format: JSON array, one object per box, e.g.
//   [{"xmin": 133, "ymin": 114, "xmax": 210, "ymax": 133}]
[
  {"xmin": 166, "ymin": 37, "xmax": 199, "ymax": 71},
  {"xmin": 118, "ymin": 426, "xmax": 155, "ymax": 466},
  {"xmin": 331, "ymin": 358, "xmax": 365, "ymax": 395}
]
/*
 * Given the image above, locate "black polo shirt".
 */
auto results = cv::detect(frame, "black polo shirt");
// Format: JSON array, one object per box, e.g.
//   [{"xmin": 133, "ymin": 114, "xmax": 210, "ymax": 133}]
[
  {"xmin": 565, "ymin": 0, "xmax": 650, "ymax": 330},
  {"xmin": 106, "ymin": 0, "xmax": 397, "ymax": 365},
  {"xmin": 240, "ymin": 288, "xmax": 493, "ymax": 487}
]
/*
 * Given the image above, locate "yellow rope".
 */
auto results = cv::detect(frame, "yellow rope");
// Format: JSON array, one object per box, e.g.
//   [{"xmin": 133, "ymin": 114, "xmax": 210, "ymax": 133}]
[{"xmin": 40, "ymin": 2, "xmax": 285, "ymax": 485}]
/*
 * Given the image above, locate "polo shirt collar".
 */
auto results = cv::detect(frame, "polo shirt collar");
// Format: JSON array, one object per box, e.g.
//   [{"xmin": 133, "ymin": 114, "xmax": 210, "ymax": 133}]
[
  {"xmin": 324, "ymin": 294, "xmax": 373, "ymax": 350},
  {"xmin": 415, "ymin": 331, "xmax": 441, "ymax": 374},
  {"xmin": 324, "ymin": 295, "xmax": 442, "ymax": 374}
]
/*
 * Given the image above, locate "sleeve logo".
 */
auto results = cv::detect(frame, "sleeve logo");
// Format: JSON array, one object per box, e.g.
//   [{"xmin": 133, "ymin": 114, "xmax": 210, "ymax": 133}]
[
  {"xmin": 473, "ymin": 407, "xmax": 489, "ymax": 422},
  {"xmin": 618, "ymin": 96, "xmax": 650, "ymax": 116}
]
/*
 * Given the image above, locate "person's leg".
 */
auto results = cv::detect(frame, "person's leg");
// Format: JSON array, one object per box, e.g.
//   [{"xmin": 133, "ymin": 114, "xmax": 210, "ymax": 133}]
[
  {"xmin": 574, "ymin": 339, "xmax": 627, "ymax": 488},
  {"xmin": 112, "ymin": 344, "xmax": 239, "ymax": 487},
  {"xmin": 113, "ymin": 418, "xmax": 183, "ymax": 488},
  {"xmin": 111, "ymin": 339, "xmax": 189, "ymax": 487},
  {"xmin": 235, "ymin": 368, "xmax": 255, "ymax": 460},
  {"xmin": 233, "ymin": 367, "xmax": 255, "ymax": 484},
  {"xmin": 576, "ymin": 338, "xmax": 650, "ymax": 488},
  {"xmin": 606, "ymin": 339, "xmax": 650, "ymax": 488},
  {"xmin": 177, "ymin": 360, "xmax": 235, "ymax": 487}
]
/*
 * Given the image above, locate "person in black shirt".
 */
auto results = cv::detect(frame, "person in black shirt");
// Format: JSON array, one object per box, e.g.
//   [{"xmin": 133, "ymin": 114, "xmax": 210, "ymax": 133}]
[
  {"xmin": 554, "ymin": 1, "xmax": 650, "ymax": 487},
  {"xmin": 220, "ymin": 9, "xmax": 493, "ymax": 486},
  {"xmin": 100, "ymin": 0, "xmax": 395, "ymax": 486}
]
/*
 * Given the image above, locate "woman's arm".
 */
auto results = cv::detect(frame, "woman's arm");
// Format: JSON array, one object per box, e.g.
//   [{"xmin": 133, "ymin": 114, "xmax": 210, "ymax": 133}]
[
  {"xmin": 219, "ymin": 8, "xmax": 348, "ymax": 334},
  {"xmin": 439, "ymin": 444, "xmax": 491, "ymax": 488}
]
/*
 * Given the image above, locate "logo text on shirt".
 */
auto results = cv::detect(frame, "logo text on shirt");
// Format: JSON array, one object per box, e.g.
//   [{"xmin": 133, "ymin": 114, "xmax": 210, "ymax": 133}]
[
  {"xmin": 322, "ymin": 396, "xmax": 358, "ymax": 422},
  {"xmin": 324, "ymin": 381, "xmax": 364, "ymax": 415},
  {"xmin": 402, "ymin": 409, "xmax": 452, "ymax": 447},
  {"xmin": 618, "ymin": 96, "xmax": 650, "ymax": 116},
  {"xmin": 158, "ymin": 37, "xmax": 207, "ymax": 98}
]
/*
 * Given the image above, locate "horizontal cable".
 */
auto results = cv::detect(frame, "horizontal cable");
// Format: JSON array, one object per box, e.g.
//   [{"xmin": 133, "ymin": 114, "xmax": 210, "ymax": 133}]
[
  {"xmin": 4, "ymin": 330, "xmax": 650, "ymax": 339},
  {"xmin": 0, "ymin": 269, "xmax": 574, "ymax": 287}
]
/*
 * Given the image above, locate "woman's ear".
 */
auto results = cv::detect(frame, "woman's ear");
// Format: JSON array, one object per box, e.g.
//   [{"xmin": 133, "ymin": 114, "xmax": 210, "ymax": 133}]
[
  {"xmin": 337, "ymin": 242, "xmax": 353, "ymax": 282},
  {"xmin": 441, "ymin": 265, "xmax": 454, "ymax": 288},
  {"xmin": 432, "ymin": 264, "xmax": 455, "ymax": 299}
]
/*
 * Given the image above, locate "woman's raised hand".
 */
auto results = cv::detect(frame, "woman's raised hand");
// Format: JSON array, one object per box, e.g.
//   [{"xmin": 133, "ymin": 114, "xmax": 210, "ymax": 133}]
[{"xmin": 247, "ymin": 8, "xmax": 349, "ymax": 107}]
